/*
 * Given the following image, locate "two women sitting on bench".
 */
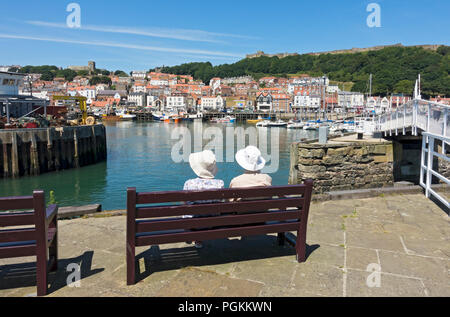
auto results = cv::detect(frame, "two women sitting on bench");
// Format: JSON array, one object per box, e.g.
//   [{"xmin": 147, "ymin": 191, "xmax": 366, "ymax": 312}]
[{"xmin": 183, "ymin": 146, "xmax": 272, "ymax": 248}]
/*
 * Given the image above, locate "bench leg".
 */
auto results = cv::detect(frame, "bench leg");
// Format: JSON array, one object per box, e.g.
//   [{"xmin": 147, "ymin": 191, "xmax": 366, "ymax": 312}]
[
  {"xmin": 277, "ymin": 233, "xmax": 285, "ymax": 246},
  {"xmin": 49, "ymin": 220, "xmax": 58, "ymax": 272},
  {"xmin": 36, "ymin": 248, "xmax": 48, "ymax": 296},
  {"xmin": 295, "ymin": 229, "xmax": 307, "ymax": 263},
  {"xmin": 127, "ymin": 242, "xmax": 136, "ymax": 285}
]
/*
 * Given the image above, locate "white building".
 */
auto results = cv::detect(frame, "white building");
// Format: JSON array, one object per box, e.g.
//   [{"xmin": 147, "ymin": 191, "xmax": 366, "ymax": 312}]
[
  {"xmin": 127, "ymin": 92, "xmax": 147, "ymax": 108},
  {"xmin": 146, "ymin": 95, "xmax": 157, "ymax": 108},
  {"xmin": 366, "ymin": 96, "xmax": 390, "ymax": 115},
  {"xmin": 326, "ymin": 85, "xmax": 340, "ymax": 93},
  {"xmin": 150, "ymin": 78, "xmax": 169, "ymax": 86},
  {"xmin": 200, "ymin": 96, "xmax": 224, "ymax": 111},
  {"xmin": 78, "ymin": 87, "xmax": 97, "ymax": 100},
  {"xmin": 293, "ymin": 94, "xmax": 321, "ymax": 111},
  {"xmin": 338, "ymin": 91, "xmax": 365, "ymax": 112},
  {"xmin": 0, "ymin": 72, "xmax": 23, "ymax": 95},
  {"xmin": 132, "ymin": 84, "xmax": 146, "ymax": 93},
  {"xmin": 131, "ymin": 71, "xmax": 147, "ymax": 79},
  {"xmin": 256, "ymin": 93, "xmax": 272, "ymax": 112},
  {"xmin": 0, "ymin": 71, "xmax": 48, "ymax": 120},
  {"xmin": 166, "ymin": 96, "xmax": 187, "ymax": 112}
]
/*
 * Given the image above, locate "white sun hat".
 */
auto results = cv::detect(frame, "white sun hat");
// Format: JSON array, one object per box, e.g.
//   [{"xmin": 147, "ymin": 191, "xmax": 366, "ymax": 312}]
[
  {"xmin": 189, "ymin": 150, "xmax": 218, "ymax": 179},
  {"xmin": 235, "ymin": 146, "xmax": 266, "ymax": 172}
]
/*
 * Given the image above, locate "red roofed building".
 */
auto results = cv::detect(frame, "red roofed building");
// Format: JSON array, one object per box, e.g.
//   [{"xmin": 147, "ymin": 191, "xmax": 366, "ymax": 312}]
[{"xmin": 272, "ymin": 93, "xmax": 291, "ymax": 113}]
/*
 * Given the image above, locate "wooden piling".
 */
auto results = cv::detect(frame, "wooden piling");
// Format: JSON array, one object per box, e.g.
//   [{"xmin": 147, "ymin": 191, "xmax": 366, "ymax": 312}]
[
  {"xmin": 30, "ymin": 133, "xmax": 40, "ymax": 176},
  {"xmin": 73, "ymin": 129, "xmax": 80, "ymax": 168},
  {"xmin": 11, "ymin": 132, "xmax": 20, "ymax": 178},
  {"xmin": 0, "ymin": 125, "xmax": 107, "ymax": 179}
]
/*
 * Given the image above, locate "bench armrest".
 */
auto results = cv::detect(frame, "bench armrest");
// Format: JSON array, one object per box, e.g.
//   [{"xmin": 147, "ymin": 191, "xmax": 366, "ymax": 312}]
[{"xmin": 46, "ymin": 205, "xmax": 58, "ymax": 224}]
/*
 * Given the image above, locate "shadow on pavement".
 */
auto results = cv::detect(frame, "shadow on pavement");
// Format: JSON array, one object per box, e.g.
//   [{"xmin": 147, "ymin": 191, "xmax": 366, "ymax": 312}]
[
  {"xmin": 0, "ymin": 251, "xmax": 104, "ymax": 295},
  {"xmin": 135, "ymin": 235, "xmax": 320, "ymax": 283}
]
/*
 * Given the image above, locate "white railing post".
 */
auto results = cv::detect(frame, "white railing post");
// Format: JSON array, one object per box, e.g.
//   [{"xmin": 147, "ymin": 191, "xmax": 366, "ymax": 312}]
[
  {"xmin": 426, "ymin": 136, "xmax": 434, "ymax": 198},
  {"xmin": 420, "ymin": 135, "xmax": 426, "ymax": 188},
  {"xmin": 403, "ymin": 104, "xmax": 406, "ymax": 135},
  {"xmin": 414, "ymin": 100, "xmax": 418, "ymax": 136},
  {"xmin": 389, "ymin": 113, "xmax": 392, "ymax": 136},
  {"xmin": 396, "ymin": 109, "xmax": 399, "ymax": 136}
]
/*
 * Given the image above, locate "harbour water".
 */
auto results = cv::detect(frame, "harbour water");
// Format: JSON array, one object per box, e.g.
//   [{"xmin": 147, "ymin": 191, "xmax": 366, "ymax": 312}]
[{"xmin": 0, "ymin": 121, "xmax": 317, "ymax": 210}]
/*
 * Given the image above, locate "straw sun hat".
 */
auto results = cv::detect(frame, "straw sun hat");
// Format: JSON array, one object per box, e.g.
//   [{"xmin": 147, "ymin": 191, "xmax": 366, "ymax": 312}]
[
  {"xmin": 189, "ymin": 150, "xmax": 218, "ymax": 179},
  {"xmin": 235, "ymin": 146, "xmax": 266, "ymax": 172}
]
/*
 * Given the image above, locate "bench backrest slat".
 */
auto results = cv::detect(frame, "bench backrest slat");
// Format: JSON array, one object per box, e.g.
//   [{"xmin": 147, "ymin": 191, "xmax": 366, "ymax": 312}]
[
  {"xmin": 136, "ymin": 222, "xmax": 300, "ymax": 247},
  {"xmin": 0, "ymin": 212, "xmax": 35, "ymax": 227},
  {"xmin": 137, "ymin": 210, "xmax": 301, "ymax": 233},
  {"xmin": 0, "ymin": 196, "xmax": 34, "ymax": 211},
  {"xmin": 136, "ymin": 185, "xmax": 308, "ymax": 205},
  {"xmin": 136, "ymin": 197, "xmax": 304, "ymax": 219},
  {"xmin": 0, "ymin": 228, "xmax": 37, "ymax": 244}
]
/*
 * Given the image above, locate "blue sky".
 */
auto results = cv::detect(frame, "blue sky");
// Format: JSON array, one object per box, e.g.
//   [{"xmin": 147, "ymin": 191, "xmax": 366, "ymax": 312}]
[{"xmin": 0, "ymin": 0, "xmax": 448, "ymax": 72}]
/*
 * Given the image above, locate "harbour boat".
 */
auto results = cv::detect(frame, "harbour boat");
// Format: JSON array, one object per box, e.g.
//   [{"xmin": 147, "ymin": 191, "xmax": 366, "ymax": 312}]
[
  {"xmin": 116, "ymin": 109, "xmax": 137, "ymax": 121},
  {"xmin": 247, "ymin": 119, "xmax": 263, "ymax": 124},
  {"xmin": 171, "ymin": 116, "xmax": 182, "ymax": 123},
  {"xmin": 268, "ymin": 120, "xmax": 288, "ymax": 127},
  {"xmin": 303, "ymin": 122, "xmax": 319, "ymax": 130},
  {"xmin": 101, "ymin": 114, "xmax": 122, "ymax": 122},
  {"xmin": 256, "ymin": 120, "xmax": 271, "ymax": 127},
  {"xmin": 287, "ymin": 121, "xmax": 305, "ymax": 129},
  {"xmin": 247, "ymin": 116, "xmax": 268, "ymax": 124},
  {"xmin": 152, "ymin": 112, "xmax": 165, "ymax": 121},
  {"xmin": 188, "ymin": 113, "xmax": 203, "ymax": 120},
  {"xmin": 210, "ymin": 116, "xmax": 236, "ymax": 123}
]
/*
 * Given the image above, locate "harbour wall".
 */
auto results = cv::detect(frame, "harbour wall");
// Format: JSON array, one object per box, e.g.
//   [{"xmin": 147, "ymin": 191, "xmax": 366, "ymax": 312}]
[
  {"xmin": 289, "ymin": 140, "xmax": 395, "ymax": 196},
  {"xmin": 0, "ymin": 125, "xmax": 107, "ymax": 178}
]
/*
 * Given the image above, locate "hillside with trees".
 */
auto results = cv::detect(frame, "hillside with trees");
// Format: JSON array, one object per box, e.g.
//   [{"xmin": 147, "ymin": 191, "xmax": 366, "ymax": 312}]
[
  {"xmin": 17, "ymin": 65, "xmax": 112, "ymax": 83},
  {"xmin": 154, "ymin": 46, "xmax": 450, "ymax": 97}
]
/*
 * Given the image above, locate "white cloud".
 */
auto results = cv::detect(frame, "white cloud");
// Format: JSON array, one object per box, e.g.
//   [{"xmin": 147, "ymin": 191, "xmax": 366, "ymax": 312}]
[
  {"xmin": 26, "ymin": 21, "xmax": 259, "ymax": 43},
  {"xmin": 0, "ymin": 33, "xmax": 244, "ymax": 58}
]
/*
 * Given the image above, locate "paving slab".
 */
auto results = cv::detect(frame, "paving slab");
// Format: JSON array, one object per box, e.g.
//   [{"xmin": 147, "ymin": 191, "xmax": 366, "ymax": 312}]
[{"xmin": 346, "ymin": 269, "xmax": 427, "ymax": 297}]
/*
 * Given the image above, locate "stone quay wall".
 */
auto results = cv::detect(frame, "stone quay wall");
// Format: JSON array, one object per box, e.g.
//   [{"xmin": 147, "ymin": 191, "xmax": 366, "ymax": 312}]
[
  {"xmin": 289, "ymin": 140, "xmax": 394, "ymax": 194},
  {"xmin": 0, "ymin": 125, "xmax": 107, "ymax": 178}
]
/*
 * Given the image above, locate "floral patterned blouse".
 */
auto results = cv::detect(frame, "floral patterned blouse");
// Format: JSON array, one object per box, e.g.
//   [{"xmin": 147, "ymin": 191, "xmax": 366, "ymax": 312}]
[
  {"xmin": 183, "ymin": 178, "xmax": 225, "ymax": 191},
  {"xmin": 183, "ymin": 178, "xmax": 225, "ymax": 215}
]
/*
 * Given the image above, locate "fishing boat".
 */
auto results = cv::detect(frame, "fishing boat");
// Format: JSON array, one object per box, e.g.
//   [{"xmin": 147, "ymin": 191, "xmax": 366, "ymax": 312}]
[
  {"xmin": 268, "ymin": 120, "xmax": 288, "ymax": 127},
  {"xmin": 115, "ymin": 109, "xmax": 137, "ymax": 121},
  {"xmin": 101, "ymin": 114, "xmax": 122, "ymax": 122},
  {"xmin": 152, "ymin": 112, "xmax": 165, "ymax": 121},
  {"xmin": 188, "ymin": 113, "xmax": 203, "ymax": 121}
]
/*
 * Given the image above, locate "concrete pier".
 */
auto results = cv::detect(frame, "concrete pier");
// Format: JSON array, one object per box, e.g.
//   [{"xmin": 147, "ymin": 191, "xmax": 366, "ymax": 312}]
[{"xmin": 0, "ymin": 125, "xmax": 107, "ymax": 178}]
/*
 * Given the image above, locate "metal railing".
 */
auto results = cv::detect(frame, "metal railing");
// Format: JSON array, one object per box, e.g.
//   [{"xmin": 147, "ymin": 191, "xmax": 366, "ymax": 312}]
[
  {"xmin": 375, "ymin": 99, "xmax": 450, "ymax": 138},
  {"xmin": 420, "ymin": 132, "xmax": 450, "ymax": 209},
  {"xmin": 373, "ymin": 99, "xmax": 450, "ymax": 208}
]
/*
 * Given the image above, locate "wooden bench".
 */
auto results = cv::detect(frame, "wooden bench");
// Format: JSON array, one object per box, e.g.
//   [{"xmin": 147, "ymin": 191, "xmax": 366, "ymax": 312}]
[
  {"xmin": 0, "ymin": 191, "xmax": 58, "ymax": 296},
  {"xmin": 126, "ymin": 180, "xmax": 313, "ymax": 285}
]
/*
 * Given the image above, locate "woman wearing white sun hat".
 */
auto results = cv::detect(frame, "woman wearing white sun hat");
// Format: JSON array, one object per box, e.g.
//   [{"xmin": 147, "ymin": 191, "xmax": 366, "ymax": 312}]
[
  {"xmin": 230, "ymin": 146, "xmax": 272, "ymax": 188},
  {"xmin": 183, "ymin": 150, "xmax": 224, "ymax": 249}
]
